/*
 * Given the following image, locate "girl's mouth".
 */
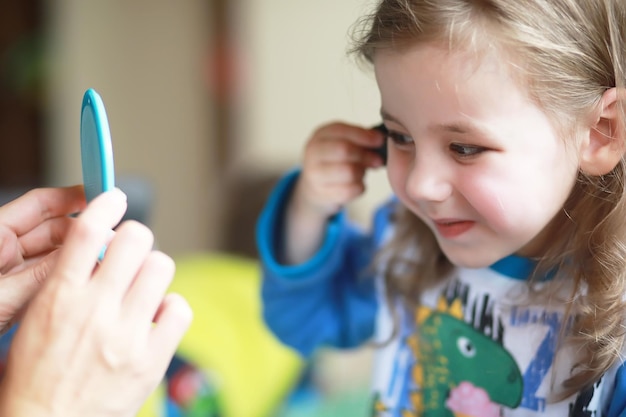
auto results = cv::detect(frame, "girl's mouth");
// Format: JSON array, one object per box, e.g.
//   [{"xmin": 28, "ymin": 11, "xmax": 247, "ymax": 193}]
[{"xmin": 434, "ymin": 220, "xmax": 475, "ymax": 238}]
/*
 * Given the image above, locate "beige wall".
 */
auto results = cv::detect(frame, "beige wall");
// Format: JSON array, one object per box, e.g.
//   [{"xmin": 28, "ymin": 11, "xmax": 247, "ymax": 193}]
[
  {"xmin": 45, "ymin": 0, "xmax": 218, "ymax": 256},
  {"xmin": 233, "ymin": 0, "xmax": 384, "ymax": 382},
  {"xmin": 44, "ymin": 0, "xmax": 392, "ymax": 256},
  {"xmin": 237, "ymin": 0, "xmax": 391, "ymax": 226}
]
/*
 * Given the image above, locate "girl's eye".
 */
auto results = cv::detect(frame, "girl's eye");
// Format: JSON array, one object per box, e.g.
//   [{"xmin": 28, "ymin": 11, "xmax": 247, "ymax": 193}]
[
  {"xmin": 449, "ymin": 143, "xmax": 486, "ymax": 158},
  {"xmin": 387, "ymin": 130, "xmax": 413, "ymax": 147}
]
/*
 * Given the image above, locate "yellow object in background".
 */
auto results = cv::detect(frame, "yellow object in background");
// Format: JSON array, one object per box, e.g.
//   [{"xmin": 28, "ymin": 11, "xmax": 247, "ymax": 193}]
[{"xmin": 138, "ymin": 253, "xmax": 303, "ymax": 417}]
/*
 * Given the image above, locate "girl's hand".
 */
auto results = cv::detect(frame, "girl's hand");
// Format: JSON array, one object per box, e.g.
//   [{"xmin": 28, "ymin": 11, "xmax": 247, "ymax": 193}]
[
  {"xmin": 282, "ymin": 122, "xmax": 384, "ymax": 265},
  {"xmin": 0, "ymin": 186, "xmax": 85, "ymax": 333},
  {"xmin": 0, "ymin": 189, "xmax": 192, "ymax": 417},
  {"xmin": 294, "ymin": 122, "xmax": 385, "ymax": 218}
]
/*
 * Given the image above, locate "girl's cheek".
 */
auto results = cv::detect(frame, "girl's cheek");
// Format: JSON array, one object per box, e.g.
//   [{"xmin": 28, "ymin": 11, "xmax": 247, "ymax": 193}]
[
  {"xmin": 463, "ymin": 177, "xmax": 518, "ymax": 228},
  {"xmin": 386, "ymin": 160, "xmax": 408, "ymax": 197}
]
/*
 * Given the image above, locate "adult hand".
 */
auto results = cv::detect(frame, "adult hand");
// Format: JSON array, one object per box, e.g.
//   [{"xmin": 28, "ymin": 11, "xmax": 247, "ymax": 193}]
[
  {"xmin": 0, "ymin": 189, "xmax": 193, "ymax": 417},
  {"xmin": 0, "ymin": 186, "xmax": 85, "ymax": 333}
]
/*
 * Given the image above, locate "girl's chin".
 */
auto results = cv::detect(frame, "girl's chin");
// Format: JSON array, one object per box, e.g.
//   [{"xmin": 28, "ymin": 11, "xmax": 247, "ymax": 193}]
[
  {"xmin": 449, "ymin": 259, "xmax": 494, "ymax": 269},
  {"xmin": 439, "ymin": 249, "xmax": 503, "ymax": 270}
]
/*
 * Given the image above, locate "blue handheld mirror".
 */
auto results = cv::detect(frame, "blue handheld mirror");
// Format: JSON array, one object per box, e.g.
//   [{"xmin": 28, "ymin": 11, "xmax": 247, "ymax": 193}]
[
  {"xmin": 80, "ymin": 88, "xmax": 115, "ymax": 203},
  {"xmin": 80, "ymin": 89, "xmax": 115, "ymax": 260}
]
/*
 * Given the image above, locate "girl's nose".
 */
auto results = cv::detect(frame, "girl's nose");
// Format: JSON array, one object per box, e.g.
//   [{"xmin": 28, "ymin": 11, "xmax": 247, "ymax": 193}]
[{"xmin": 405, "ymin": 155, "xmax": 453, "ymax": 203}]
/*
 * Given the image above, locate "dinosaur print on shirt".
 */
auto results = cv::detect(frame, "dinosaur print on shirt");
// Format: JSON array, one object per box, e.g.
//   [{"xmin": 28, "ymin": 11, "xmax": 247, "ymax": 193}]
[{"xmin": 371, "ymin": 274, "xmax": 612, "ymax": 417}]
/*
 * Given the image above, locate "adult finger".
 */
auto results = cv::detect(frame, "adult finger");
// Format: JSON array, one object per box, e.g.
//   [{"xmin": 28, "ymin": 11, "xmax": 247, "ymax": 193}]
[
  {"xmin": 149, "ymin": 293, "xmax": 193, "ymax": 367},
  {"xmin": 121, "ymin": 251, "xmax": 175, "ymax": 326},
  {"xmin": 0, "ymin": 250, "xmax": 60, "ymax": 330},
  {"xmin": 0, "ymin": 216, "xmax": 71, "ymax": 275},
  {"xmin": 53, "ymin": 189, "xmax": 127, "ymax": 286},
  {"xmin": 0, "ymin": 185, "xmax": 85, "ymax": 237},
  {"xmin": 16, "ymin": 216, "xmax": 75, "ymax": 260},
  {"xmin": 94, "ymin": 221, "xmax": 154, "ymax": 298}
]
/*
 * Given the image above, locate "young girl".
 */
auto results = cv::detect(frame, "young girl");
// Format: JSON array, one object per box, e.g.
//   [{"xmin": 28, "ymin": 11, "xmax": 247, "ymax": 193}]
[{"xmin": 256, "ymin": 0, "xmax": 626, "ymax": 416}]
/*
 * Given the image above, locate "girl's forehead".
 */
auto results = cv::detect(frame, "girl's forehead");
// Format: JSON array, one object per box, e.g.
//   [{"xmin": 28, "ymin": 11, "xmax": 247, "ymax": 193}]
[
  {"xmin": 376, "ymin": 40, "xmax": 576, "ymax": 134},
  {"xmin": 373, "ymin": 41, "xmax": 564, "ymax": 145},
  {"xmin": 374, "ymin": 41, "xmax": 521, "ymax": 86}
]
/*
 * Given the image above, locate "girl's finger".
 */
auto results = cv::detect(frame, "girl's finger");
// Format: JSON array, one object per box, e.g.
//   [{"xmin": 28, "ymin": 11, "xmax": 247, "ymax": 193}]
[
  {"xmin": 311, "ymin": 162, "xmax": 367, "ymax": 185},
  {"xmin": 315, "ymin": 122, "xmax": 384, "ymax": 148},
  {"xmin": 311, "ymin": 140, "xmax": 376, "ymax": 164},
  {"xmin": 313, "ymin": 123, "xmax": 383, "ymax": 147}
]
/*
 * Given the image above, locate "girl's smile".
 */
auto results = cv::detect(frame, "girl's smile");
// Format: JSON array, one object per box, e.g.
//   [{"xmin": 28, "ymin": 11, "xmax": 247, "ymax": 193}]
[
  {"xmin": 432, "ymin": 219, "xmax": 475, "ymax": 239},
  {"xmin": 374, "ymin": 43, "xmax": 582, "ymax": 268}
]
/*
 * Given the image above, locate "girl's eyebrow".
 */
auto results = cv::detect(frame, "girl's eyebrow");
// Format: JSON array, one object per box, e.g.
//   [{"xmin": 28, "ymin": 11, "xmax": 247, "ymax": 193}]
[
  {"xmin": 380, "ymin": 109, "xmax": 492, "ymax": 138},
  {"xmin": 380, "ymin": 109, "xmax": 400, "ymax": 125},
  {"xmin": 434, "ymin": 122, "xmax": 474, "ymax": 135},
  {"xmin": 431, "ymin": 121, "xmax": 498, "ymax": 143},
  {"xmin": 380, "ymin": 108, "xmax": 399, "ymax": 123}
]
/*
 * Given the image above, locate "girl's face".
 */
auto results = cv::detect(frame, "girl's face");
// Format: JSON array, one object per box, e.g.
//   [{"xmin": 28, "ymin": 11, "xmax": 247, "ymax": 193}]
[{"xmin": 375, "ymin": 43, "xmax": 581, "ymax": 268}]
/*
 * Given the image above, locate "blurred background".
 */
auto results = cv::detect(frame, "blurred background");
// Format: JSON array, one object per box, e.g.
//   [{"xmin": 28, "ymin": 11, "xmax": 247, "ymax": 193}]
[{"xmin": 0, "ymin": 1, "xmax": 392, "ymax": 416}]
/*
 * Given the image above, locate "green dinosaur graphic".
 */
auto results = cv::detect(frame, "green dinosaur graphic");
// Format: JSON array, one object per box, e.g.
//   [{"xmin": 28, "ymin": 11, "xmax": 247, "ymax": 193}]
[{"xmin": 398, "ymin": 298, "xmax": 523, "ymax": 417}]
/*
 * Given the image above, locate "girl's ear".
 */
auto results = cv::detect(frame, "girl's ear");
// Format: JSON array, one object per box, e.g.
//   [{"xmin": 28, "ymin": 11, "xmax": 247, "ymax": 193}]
[{"xmin": 579, "ymin": 88, "xmax": 626, "ymax": 176}]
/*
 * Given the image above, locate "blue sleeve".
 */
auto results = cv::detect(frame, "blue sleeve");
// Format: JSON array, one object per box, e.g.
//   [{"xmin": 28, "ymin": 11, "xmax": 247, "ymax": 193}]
[
  {"xmin": 607, "ymin": 362, "xmax": 626, "ymax": 417},
  {"xmin": 256, "ymin": 170, "xmax": 387, "ymax": 358}
]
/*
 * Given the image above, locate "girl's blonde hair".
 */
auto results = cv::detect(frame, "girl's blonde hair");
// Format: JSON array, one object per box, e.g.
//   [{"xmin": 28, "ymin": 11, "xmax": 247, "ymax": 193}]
[{"xmin": 351, "ymin": 0, "xmax": 626, "ymax": 396}]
